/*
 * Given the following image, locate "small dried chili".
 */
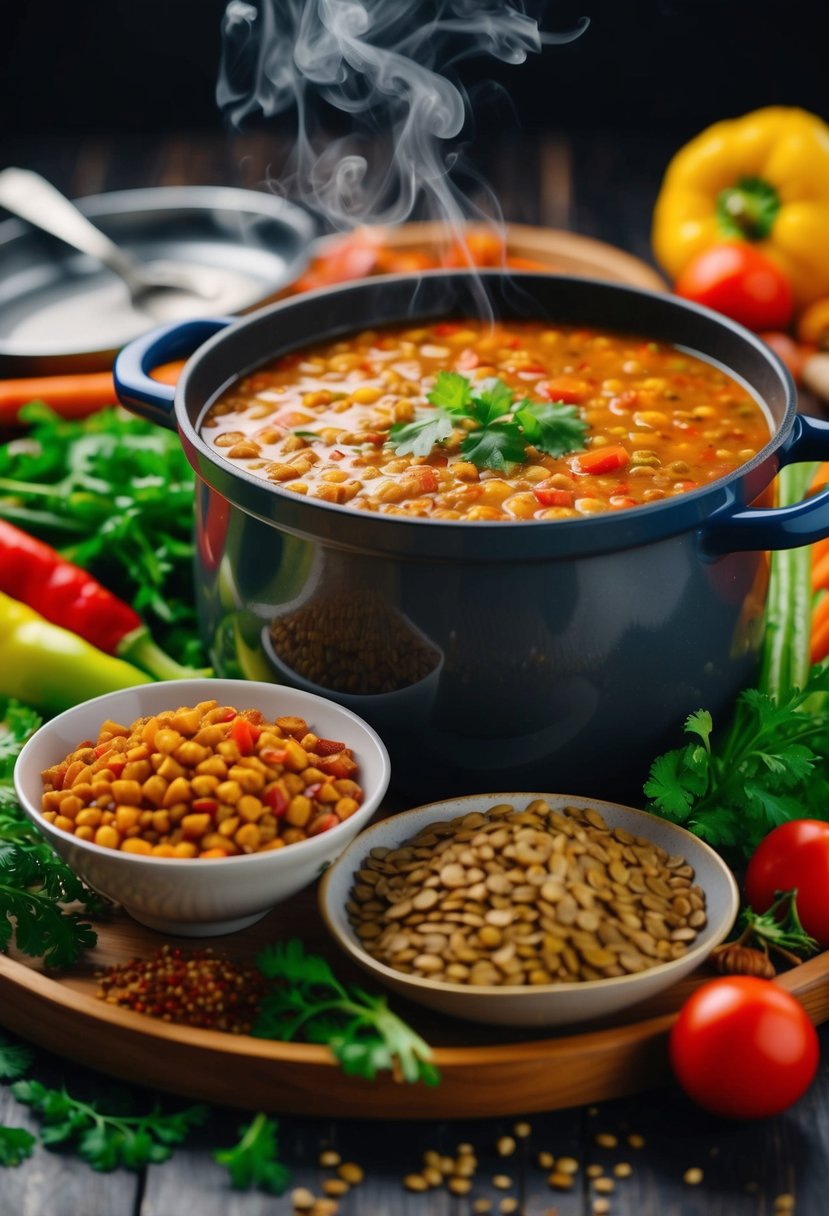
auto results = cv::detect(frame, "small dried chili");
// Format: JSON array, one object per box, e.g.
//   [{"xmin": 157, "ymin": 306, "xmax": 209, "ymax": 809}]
[
  {"xmin": 0, "ymin": 520, "xmax": 203, "ymax": 679},
  {"xmin": 96, "ymin": 945, "xmax": 265, "ymax": 1033}
]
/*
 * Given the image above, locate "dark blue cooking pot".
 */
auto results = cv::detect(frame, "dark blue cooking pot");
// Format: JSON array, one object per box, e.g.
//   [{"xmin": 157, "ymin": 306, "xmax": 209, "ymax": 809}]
[{"xmin": 114, "ymin": 272, "xmax": 829, "ymax": 800}]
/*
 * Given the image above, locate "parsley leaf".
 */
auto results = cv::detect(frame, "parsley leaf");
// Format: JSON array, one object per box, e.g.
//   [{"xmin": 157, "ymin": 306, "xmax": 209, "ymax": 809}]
[
  {"xmin": 426, "ymin": 371, "xmax": 473, "ymax": 414},
  {"xmin": 644, "ymin": 667, "xmax": 829, "ymax": 859},
  {"xmin": 515, "ymin": 401, "xmax": 590, "ymax": 458},
  {"xmin": 389, "ymin": 413, "xmax": 455, "ymax": 459},
  {"xmin": 253, "ymin": 939, "xmax": 440, "ymax": 1086},
  {"xmin": 0, "ymin": 845, "xmax": 98, "ymax": 967},
  {"xmin": 10, "ymin": 1081, "xmax": 207, "ymax": 1172},
  {"xmin": 213, "ymin": 1112, "xmax": 291, "ymax": 1194},
  {"xmin": 460, "ymin": 424, "xmax": 527, "ymax": 472},
  {"xmin": 0, "ymin": 1034, "xmax": 34, "ymax": 1081},
  {"xmin": 392, "ymin": 371, "xmax": 588, "ymax": 472},
  {"xmin": 0, "ymin": 1127, "xmax": 36, "ymax": 1167}
]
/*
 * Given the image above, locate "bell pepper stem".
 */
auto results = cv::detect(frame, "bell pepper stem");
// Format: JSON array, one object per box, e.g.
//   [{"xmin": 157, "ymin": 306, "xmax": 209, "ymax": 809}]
[{"xmin": 117, "ymin": 627, "xmax": 212, "ymax": 681}]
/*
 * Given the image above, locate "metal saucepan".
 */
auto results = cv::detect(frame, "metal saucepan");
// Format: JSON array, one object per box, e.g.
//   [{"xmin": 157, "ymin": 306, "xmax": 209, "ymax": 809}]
[{"xmin": 114, "ymin": 272, "xmax": 829, "ymax": 799}]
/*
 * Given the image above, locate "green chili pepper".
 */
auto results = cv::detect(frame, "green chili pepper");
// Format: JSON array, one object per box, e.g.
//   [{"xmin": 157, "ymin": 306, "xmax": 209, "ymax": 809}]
[{"xmin": 0, "ymin": 590, "xmax": 152, "ymax": 712}]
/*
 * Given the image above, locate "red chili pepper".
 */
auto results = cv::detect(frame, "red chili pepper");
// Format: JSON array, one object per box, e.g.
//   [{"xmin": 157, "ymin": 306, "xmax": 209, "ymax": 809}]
[
  {"xmin": 308, "ymin": 813, "xmax": 340, "ymax": 837},
  {"xmin": 264, "ymin": 785, "xmax": 289, "ymax": 817},
  {"xmin": 318, "ymin": 753, "xmax": 359, "ymax": 779},
  {"xmin": 261, "ymin": 747, "xmax": 289, "ymax": 765},
  {"xmin": 0, "ymin": 520, "xmax": 205, "ymax": 680}
]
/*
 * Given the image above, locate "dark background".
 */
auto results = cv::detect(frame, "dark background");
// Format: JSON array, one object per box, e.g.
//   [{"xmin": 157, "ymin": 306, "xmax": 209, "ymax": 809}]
[{"xmin": 2, "ymin": 0, "xmax": 828, "ymax": 141}]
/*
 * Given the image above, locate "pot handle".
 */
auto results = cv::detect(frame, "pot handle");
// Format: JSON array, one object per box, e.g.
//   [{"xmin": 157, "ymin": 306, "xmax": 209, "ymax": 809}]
[
  {"xmin": 113, "ymin": 317, "xmax": 235, "ymax": 430},
  {"xmin": 701, "ymin": 413, "xmax": 829, "ymax": 554}
]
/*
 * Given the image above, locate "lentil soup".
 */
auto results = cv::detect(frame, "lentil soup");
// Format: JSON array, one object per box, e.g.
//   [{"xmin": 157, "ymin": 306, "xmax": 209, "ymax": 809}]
[{"xmin": 202, "ymin": 319, "xmax": 771, "ymax": 522}]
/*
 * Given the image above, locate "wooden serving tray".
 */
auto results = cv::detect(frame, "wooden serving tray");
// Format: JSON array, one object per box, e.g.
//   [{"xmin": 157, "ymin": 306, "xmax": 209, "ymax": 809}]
[{"xmin": 1, "ymin": 882, "xmax": 828, "ymax": 1119}]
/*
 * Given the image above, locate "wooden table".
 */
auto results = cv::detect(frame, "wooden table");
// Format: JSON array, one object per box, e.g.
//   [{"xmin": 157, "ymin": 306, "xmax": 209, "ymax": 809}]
[{"xmin": 0, "ymin": 127, "xmax": 827, "ymax": 1216}]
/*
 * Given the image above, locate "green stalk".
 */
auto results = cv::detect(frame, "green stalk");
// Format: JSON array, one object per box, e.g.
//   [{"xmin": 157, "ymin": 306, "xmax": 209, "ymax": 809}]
[{"xmin": 759, "ymin": 461, "xmax": 818, "ymax": 700}]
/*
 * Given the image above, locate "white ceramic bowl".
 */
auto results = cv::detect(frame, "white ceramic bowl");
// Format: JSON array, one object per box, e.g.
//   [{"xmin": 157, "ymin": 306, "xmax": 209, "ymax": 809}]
[
  {"xmin": 14, "ymin": 679, "xmax": 390, "ymax": 936},
  {"xmin": 319, "ymin": 792, "xmax": 739, "ymax": 1028}
]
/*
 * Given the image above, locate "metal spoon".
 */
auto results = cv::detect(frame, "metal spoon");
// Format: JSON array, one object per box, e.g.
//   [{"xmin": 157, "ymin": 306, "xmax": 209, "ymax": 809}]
[{"xmin": 0, "ymin": 167, "xmax": 219, "ymax": 307}]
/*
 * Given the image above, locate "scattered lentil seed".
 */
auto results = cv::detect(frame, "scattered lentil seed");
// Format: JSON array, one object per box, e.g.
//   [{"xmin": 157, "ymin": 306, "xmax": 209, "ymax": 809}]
[
  {"xmin": 537, "ymin": 1151, "xmax": 555, "ymax": 1169},
  {"xmin": 291, "ymin": 1187, "xmax": 315, "ymax": 1211},
  {"xmin": 96, "ymin": 945, "xmax": 265, "ymax": 1032},
  {"xmin": 319, "ymin": 1150, "xmax": 341, "ymax": 1168},
  {"xmin": 627, "ymin": 1134, "xmax": 646, "ymax": 1149},
  {"xmin": 683, "ymin": 1167, "xmax": 704, "ymax": 1185},
  {"xmin": 473, "ymin": 1201, "xmax": 493, "ymax": 1214},
  {"xmin": 556, "ymin": 1156, "xmax": 579, "ymax": 1174},
  {"xmin": 586, "ymin": 1164, "xmax": 604, "ymax": 1179},
  {"xmin": 404, "ymin": 1174, "xmax": 428, "ymax": 1192},
  {"xmin": 775, "ymin": 1196, "xmax": 796, "ymax": 1212},
  {"xmin": 337, "ymin": 1162, "xmax": 364, "ymax": 1185},
  {"xmin": 493, "ymin": 1174, "xmax": 513, "ymax": 1189},
  {"xmin": 514, "ymin": 1120, "xmax": 532, "ymax": 1138},
  {"xmin": 593, "ymin": 1201, "xmax": 611, "ymax": 1215},
  {"xmin": 594, "ymin": 1133, "xmax": 618, "ymax": 1149},
  {"xmin": 310, "ymin": 1202, "xmax": 338, "ymax": 1216},
  {"xmin": 457, "ymin": 1141, "xmax": 475, "ymax": 1154},
  {"xmin": 322, "ymin": 1179, "xmax": 349, "ymax": 1198},
  {"xmin": 499, "ymin": 1199, "xmax": 519, "ymax": 1214},
  {"xmin": 613, "ymin": 1162, "xmax": 632, "ymax": 1178},
  {"xmin": 548, "ymin": 1172, "xmax": 574, "ymax": 1190},
  {"xmin": 497, "ymin": 1135, "xmax": 517, "ymax": 1156},
  {"xmin": 448, "ymin": 1176, "xmax": 472, "ymax": 1196},
  {"xmin": 422, "ymin": 1165, "xmax": 443, "ymax": 1187},
  {"xmin": 593, "ymin": 1177, "xmax": 615, "ymax": 1194}
]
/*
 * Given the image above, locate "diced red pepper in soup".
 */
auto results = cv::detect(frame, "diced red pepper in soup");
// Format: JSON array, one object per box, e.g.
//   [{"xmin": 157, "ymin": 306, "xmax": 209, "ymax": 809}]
[{"xmin": 201, "ymin": 320, "xmax": 770, "ymax": 522}]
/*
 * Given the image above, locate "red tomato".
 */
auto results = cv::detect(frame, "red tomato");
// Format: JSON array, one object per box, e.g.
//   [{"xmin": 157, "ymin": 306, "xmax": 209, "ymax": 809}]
[
  {"xmin": 674, "ymin": 242, "xmax": 794, "ymax": 332},
  {"xmin": 744, "ymin": 819, "xmax": 829, "ymax": 946},
  {"xmin": 670, "ymin": 977, "xmax": 819, "ymax": 1118}
]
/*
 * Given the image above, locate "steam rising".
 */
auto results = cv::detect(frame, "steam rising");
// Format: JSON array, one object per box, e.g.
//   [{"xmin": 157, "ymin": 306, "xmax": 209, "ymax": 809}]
[{"xmin": 217, "ymin": 1, "xmax": 587, "ymax": 235}]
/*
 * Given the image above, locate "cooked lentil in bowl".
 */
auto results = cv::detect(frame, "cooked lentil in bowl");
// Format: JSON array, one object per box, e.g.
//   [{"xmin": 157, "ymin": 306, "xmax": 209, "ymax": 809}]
[
  {"xmin": 39, "ymin": 700, "xmax": 364, "ymax": 858},
  {"xmin": 202, "ymin": 319, "xmax": 771, "ymax": 522}
]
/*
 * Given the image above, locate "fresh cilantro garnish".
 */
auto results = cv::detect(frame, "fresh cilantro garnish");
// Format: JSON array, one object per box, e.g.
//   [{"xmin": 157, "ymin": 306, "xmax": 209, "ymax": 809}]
[
  {"xmin": 253, "ymin": 939, "xmax": 440, "ymax": 1085},
  {"xmin": 389, "ymin": 371, "xmax": 588, "ymax": 471},
  {"xmin": 0, "ymin": 1127, "xmax": 36, "ymax": 1167},
  {"xmin": 0, "ymin": 697, "xmax": 104, "ymax": 966},
  {"xmin": 644, "ymin": 667, "xmax": 829, "ymax": 858},
  {"xmin": 213, "ymin": 1112, "xmax": 291, "ymax": 1194},
  {"xmin": 9, "ymin": 1080, "xmax": 207, "ymax": 1172},
  {"xmin": 0, "ymin": 1033, "xmax": 35, "ymax": 1081},
  {"xmin": 388, "ymin": 413, "xmax": 455, "ymax": 459}
]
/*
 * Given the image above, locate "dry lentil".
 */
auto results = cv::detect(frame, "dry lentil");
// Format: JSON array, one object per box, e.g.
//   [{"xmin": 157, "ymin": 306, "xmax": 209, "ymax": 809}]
[
  {"xmin": 448, "ymin": 1176, "xmax": 472, "ymax": 1196},
  {"xmin": 95, "ymin": 945, "xmax": 264, "ymax": 1032},
  {"xmin": 594, "ymin": 1132, "xmax": 618, "ymax": 1149},
  {"xmin": 493, "ymin": 1174, "xmax": 513, "ymax": 1189},
  {"xmin": 556, "ymin": 1157, "xmax": 579, "ymax": 1175},
  {"xmin": 613, "ymin": 1162, "xmax": 633, "ymax": 1178},
  {"xmin": 627, "ymin": 1134, "xmax": 646, "ymax": 1149},
  {"xmin": 683, "ymin": 1167, "xmax": 704, "ymax": 1185},
  {"xmin": 40, "ymin": 700, "xmax": 363, "ymax": 858},
  {"xmin": 586, "ymin": 1164, "xmax": 604, "ymax": 1179},
  {"xmin": 403, "ymin": 1174, "xmax": 428, "ymax": 1192},
  {"xmin": 513, "ymin": 1120, "xmax": 532, "ymax": 1138},
  {"xmin": 593, "ymin": 1201, "xmax": 611, "ymax": 1215},
  {"xmin": 473, "ymin": 1201, "xmax": 493, "ymax": 1214},
  {"xmin": 548, "ymin": 1171, "xmax": 574, "ymax": 1190},
  {"xmin": 321, "ymin": 1179, "xmax": 349, "ymax": 1197},
  {"xmin": 291, "ymin": 1188, "xmax": 316, "ymax": 1211},
  {"xmin": 497, "ymin": 1135, "xmax": 517, "ymax": 1157},
  {"xmin": 774, "ymin": 1196, "xmax": 796, "ymax": 1212},
  {"xmin": 319, "ymin": 1150, "xmax": 342, "ymax": 1168},
  {"xmin": 593, "ymin": 1177, "xmax": 615, "ymax": 1194},
  {"xmin": 537, "ymin": 1151, "xmax": 555, "ymax": 1169},
  {"xmin": 348, "ymin": 801, "xmax": 706, "ymax": 985},
  {"xmin": 337, "ymin": 1162, "xmax": 364, "ymax": 1185},
  {"xmin": 499, "ymin": 1199, "xmax": 520, "ymax": 1214}
]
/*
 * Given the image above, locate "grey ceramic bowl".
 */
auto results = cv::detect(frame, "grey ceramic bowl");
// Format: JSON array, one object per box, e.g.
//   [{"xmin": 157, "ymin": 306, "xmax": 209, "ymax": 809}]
[
  {"xmin": 319, "ymin": 792, "xmax": 738, "ymax": 1028},
  {"xmin": 14, "ymin": 678, "xmax": 390, "ymax": 936}
]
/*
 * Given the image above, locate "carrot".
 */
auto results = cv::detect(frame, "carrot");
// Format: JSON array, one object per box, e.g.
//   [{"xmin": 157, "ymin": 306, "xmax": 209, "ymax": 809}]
[
  {"xmin": 812, "ymin": 611, "xmax": 829, "ymax": 665},
  {"xmin": 812, "ymin": 535, "xmax": 829, "ymax": 569},
  {"xmin": 150, "ymin": 360, "xmax": 186, "ymax": 386},
  {"xmin": 0, "ymin": 361, "xmax": 186, "ymax": 426},
  {"xmin": 0, "ymin": 372, "xmax": 117, "ymax": 423},
  {"xmin": 812, "ymin": 548, "xmax": 829, "ymax": 593},
  {"xmin": 809, "ymin": 462, "xmax": 829, "ymax": 494}
]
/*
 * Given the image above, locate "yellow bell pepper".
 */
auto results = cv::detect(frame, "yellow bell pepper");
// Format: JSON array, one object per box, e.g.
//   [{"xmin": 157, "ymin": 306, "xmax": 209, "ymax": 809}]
[{"xmin": 652, "ymin": 107, "xmax": 829, "ymax": 309}]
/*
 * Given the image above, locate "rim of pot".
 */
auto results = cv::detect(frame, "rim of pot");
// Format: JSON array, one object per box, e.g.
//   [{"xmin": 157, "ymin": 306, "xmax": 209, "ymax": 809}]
[{"xmin": 175, "ymin": 270, "xmax": 795, "ymax": 564}]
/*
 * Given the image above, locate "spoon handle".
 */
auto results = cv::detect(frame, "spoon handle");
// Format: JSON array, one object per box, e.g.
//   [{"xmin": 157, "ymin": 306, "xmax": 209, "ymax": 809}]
[{"xmin": 0, "ymin": 167, "xmax": 139, "ymax": 283}]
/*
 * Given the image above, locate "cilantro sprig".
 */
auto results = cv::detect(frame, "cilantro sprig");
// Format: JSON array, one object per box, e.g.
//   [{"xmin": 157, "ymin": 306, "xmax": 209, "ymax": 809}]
[
  {"xmin": 213, "ymin": 1112, "xmax": 291, "ymax": 1194},
  {"xmin": 9, "ymin": 1080, "xmax": 207, "ymax": 1172},
  {"xmin": 390, "ymin": 371, "xmax": 587, "ymax": 471},
  {"xmin": 644, "ymin": 667, "xmax": 829, "ymax": 858},
  {"xmin": 0, "ymin": 697, "xmax": 104, "ymax": 967},
  {"xmin": 253, "ymin": 939, "xmax": 440, "ymax": 1086}
]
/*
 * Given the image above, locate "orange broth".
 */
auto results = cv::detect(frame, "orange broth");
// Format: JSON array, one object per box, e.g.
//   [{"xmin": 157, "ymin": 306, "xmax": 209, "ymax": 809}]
[{"xmin": 202, "ymin": 319, "xmax": 771, "ymax": 522}]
